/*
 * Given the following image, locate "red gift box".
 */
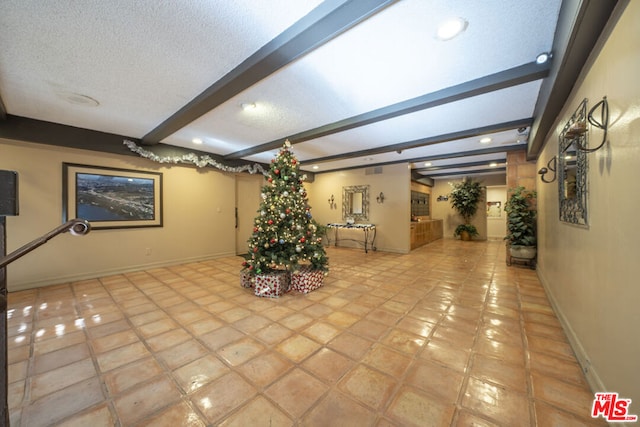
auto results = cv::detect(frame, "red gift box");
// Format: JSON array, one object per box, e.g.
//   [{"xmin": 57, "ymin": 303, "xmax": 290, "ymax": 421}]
[
  {"xmin": 291, "ymin": 266, "xmax": 324, "ymax": 294},
  {"xmin": 254, "ymin": 271, "xmax": 290, "ymax": 298}
]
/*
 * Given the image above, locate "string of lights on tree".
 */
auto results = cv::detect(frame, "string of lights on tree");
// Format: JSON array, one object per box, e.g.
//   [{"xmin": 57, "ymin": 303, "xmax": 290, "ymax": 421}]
[
  {"xmin": 242, "ymin": 140, "xmax": 328, "ymax": 276},
  {"xmin": 123, "ymin": 139, "xmax": 267, "ymax": 174}
]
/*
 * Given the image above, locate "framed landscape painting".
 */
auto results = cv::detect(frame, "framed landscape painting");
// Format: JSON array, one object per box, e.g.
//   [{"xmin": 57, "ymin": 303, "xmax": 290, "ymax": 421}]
[{"xmin": 63, "ymin": 163, "xmax": 163, "ymax": 229}]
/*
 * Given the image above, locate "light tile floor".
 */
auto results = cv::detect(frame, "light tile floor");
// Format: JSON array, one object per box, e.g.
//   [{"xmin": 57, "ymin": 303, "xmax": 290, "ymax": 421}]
[{"xmin": 7, "ymin": 239, "xmax": 606, "ymax": 426}]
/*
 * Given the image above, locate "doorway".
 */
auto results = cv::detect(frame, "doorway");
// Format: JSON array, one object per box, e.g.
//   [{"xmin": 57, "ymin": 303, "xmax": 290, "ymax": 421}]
[
  {"xmin": 486, "ymin": 185, "xmax": 507, "ymax": 239},
  {"xmin": 235, "ymin": 174, "xmax": 264, "ymax": 255}
]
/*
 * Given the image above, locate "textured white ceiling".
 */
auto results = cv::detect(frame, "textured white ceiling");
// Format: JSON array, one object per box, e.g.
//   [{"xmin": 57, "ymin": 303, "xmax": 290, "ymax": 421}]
[{"xmin": 0, "ymin": 0, "xmax": 563, "ymax": 178}]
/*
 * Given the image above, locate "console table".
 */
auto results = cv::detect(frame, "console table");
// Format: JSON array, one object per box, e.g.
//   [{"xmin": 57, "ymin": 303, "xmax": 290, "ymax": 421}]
[{"xmin": 326, "ymin": 223, "xmax": 376, "ymax": 253}]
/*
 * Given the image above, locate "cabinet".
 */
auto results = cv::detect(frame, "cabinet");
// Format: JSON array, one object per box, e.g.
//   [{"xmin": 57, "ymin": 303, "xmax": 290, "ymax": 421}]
[{"xmin": 410, "ymin": 219, "xmax": 443, "ymax": 250}]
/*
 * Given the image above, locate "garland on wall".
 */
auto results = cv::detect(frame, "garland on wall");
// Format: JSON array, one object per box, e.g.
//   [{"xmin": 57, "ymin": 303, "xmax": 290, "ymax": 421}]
[{"xmin": 123, "ymin": 139, "xmax": 267, "ymax": 175}]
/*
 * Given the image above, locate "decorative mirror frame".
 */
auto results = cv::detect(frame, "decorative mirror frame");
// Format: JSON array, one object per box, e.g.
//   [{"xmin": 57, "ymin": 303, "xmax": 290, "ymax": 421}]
[
  {"xmin": 558, "ymin": 99, "xmax": 588, "ymax": 226},
  {"xmin": 342, "ymin": 185, "xmax": 370, "ymax": 222}
]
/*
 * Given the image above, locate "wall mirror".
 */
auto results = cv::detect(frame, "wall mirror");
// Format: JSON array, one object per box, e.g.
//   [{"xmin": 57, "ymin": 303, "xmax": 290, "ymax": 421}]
[
  {"xmin": 342, "ymin": 185, "xmax": 369, "ymax": 222},
  {"xmin": 558, "ymin": 99, "xmax": 588, "ymax": 226}
]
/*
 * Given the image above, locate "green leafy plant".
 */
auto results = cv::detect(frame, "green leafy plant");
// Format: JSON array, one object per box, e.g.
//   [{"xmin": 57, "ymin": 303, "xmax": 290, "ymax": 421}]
[
  {"xmin": 454, "ymin": 224, "xmax": 479, "ymax": 238},
  {"xmin": 504, "ymin": 186, "xmax": 537, "ymax": 246},
  {"xmin": 449, "ymin": 179, "xmax": 483, "ymax": 239}
]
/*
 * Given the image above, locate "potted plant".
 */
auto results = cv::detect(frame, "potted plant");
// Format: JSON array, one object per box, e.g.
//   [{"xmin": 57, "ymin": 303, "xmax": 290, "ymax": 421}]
[
  {"xmin": 454, "ymin": 224, "xmax": 479, "ymax": 240},
  {"xmin": 504, "ymin": 186, "xmax": 537, "ymax": 259},
  {"xmin": 449, "ymin": 179, "xmax": 483, "ymax": 241}
]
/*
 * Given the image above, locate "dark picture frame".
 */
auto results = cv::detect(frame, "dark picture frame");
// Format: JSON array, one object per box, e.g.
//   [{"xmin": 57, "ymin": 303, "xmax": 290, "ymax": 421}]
[{"xmin": 63, "ymin": 163, "xmax": 163, "ymax": 230}]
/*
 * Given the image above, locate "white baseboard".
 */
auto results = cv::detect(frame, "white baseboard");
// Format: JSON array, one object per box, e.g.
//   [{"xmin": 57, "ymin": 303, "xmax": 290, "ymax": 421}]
[
  {"xmin": 536, "ymin": 267, "xmax": 606, "ymax": 393},
  {"xmin": 8, "ymin": 251, "xmax": 237, "ymax": 292}
]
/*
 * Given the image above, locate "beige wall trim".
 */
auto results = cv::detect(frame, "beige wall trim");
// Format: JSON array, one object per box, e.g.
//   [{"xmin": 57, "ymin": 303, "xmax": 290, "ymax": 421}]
[{"xmin": 537, "ymin": 268, "xmax": 606, "ymax": 394}]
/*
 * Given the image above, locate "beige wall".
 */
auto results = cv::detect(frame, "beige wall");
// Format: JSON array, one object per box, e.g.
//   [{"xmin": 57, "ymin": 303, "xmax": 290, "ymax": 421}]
[
  {"xmin": 1, "ymin": 139, "xmax": 238, "ymax": 291},
  {"xmin": 507, "ymin": 149, "xmax": 537, "ymax": 192},
  {"xmin": 431, "ymin": 174, "xmax": 505, "ymax": 240},
  {"xmin": 308, "ymin": 164, "xmax": 411, "ymax": 253},
  {"xmin": 537, "ymin": 1, "xmax": 639, "ymax": 404}
]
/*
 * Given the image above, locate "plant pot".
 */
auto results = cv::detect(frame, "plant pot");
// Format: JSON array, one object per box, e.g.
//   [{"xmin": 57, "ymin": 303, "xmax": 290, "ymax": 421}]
[
  {"xmin": 509, "ymin": 245, "xmax": 537, "ymax": 259},
  {"xmin": 460, "ymin": 230, "xmax": 471, "ymax": 241}
]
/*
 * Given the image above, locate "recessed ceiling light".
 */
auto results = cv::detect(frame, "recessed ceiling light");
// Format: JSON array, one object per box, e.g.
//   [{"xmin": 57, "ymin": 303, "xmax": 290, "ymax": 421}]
[
  {"xmin": 489, "ymin": 162, "xmax": 498, "ymax": 167},
  {"xmin": 424, "ymin": 162, "xmax": 432, "ymax": 167},
  {"xmin": 192, "ymin": 138, "xmax": 203, "ymax": 144},
  {"xmin": 536, "ymin": 52, "xmax": 552, "ymax": 64},
  {"xmin": 240, "ymin": 102, "xmax": 257, "ymax": 111},
  {"xmin": 312, "ymin": 165, "xmax": 319, "ymax": 170},
  {"xmin": 436, "ymin": 18, "xmax": 468, "ymax": 41},
  {"xmin": 480, "ymin": 137, "xmax": 492, "ymax": 144}
]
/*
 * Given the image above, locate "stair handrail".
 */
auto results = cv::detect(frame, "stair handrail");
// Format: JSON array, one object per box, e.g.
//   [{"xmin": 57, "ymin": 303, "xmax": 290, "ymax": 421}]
[{"xmin": 0, "ymin": 219, "xmax": 91, "ymax": 269}]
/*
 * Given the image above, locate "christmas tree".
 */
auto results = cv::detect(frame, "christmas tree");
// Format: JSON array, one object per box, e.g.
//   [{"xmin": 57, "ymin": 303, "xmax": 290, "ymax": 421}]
[{"xmin": 242, "ymin": 140, "xmax": 328, "ymax": 276}]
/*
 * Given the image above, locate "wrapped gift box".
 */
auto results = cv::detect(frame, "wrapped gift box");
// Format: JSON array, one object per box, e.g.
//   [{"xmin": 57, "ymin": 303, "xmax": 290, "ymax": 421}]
[
  {"xmin": 240, "ymin": 270, "xmax": 254, "ymax": 288},
  {"xmin": 291, "ymin": 266, "xmax": 324, "ymax": 294},
  {"xmin": 254, "ymin": 271, "xmax": 290, "ymax": 298}
]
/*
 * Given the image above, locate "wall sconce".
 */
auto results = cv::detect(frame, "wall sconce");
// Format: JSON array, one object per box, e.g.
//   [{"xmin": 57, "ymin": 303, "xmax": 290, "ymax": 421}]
[
  {"xmin": 576, "ymin": 96, "xmax": 609, "ymax": 153},
  {"xmin": 561, "ymin": 96, "xmax": 609, "ymax": 154},
  {"xmin": 376, "ymin": 192, "xmax": 385, "ymax": 203},
  {"xmin": 538, "ymin": 156, "xmax": 557, "ymax": 183},
  {"xmin": 328, "ymin": 194, "xmax": 336, "ymax": 210}
]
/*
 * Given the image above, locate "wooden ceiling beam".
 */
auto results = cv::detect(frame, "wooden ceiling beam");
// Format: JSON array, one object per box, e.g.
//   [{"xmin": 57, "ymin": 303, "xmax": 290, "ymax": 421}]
[
  {"xmin": 141, "ymin": 0, "xmax": 396, "ymax": 145},
  {"xmin": 412, "ymin": 159, "xmax": 506, "ymax": 173},
  {"xmin": 423, "ymin": 167, "xmax": 506, "ymax": 178},
  {"xmin": 313, "ymin": 144, "xmax": 523, "ymax": 174},
  {"xmin": 226, "ymin": 62, "xmax": 549, "ymax": 159},
  {"xmin": 300, "ymin": 118, "xmax": 532, "ymax": 165}
]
